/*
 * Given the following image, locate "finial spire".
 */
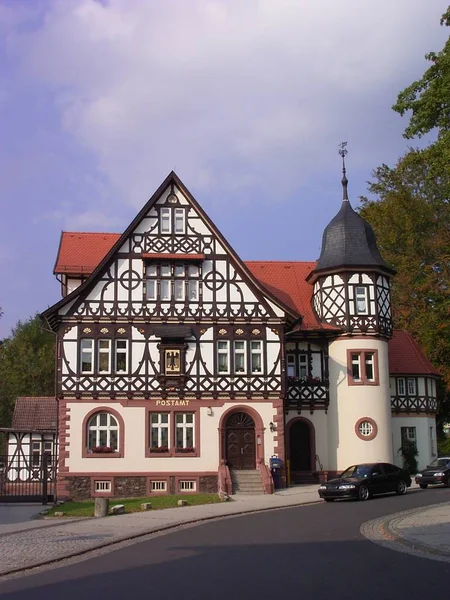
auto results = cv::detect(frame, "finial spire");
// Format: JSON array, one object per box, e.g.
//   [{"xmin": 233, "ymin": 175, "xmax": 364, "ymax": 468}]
[{"xmin": 338, "ymin": 141, "xmax": 349, "ymax": 202}]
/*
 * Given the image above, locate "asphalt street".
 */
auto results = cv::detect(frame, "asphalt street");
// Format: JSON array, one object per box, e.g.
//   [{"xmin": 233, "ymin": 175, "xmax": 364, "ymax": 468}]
[{"xmin": 1, "ymin": 488, "xmax": 450, "ymax": 600}]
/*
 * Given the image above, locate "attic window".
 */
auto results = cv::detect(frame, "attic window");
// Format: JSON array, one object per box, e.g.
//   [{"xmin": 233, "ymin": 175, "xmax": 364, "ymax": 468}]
[{"xmin": 159, "ymin": 207, "xmax": 185, "ymax": 234}]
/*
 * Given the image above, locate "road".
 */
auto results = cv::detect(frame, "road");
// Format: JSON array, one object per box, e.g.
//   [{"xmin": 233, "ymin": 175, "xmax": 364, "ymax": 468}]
[{"xmin": 0, "ymin": 488, "xmax": 449, "ymax": 599}]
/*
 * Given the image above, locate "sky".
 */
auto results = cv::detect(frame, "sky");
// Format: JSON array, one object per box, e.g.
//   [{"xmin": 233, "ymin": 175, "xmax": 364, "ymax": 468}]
[{"xmin": 0, "ymin": 0, "xmax": 448, "ymax": 338}]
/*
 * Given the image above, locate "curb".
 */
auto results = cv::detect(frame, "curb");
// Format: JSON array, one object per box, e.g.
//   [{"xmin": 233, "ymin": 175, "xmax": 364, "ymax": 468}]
[{"xmin": 0, "ymin": 497, "xmax": 322, "ymax": 578}]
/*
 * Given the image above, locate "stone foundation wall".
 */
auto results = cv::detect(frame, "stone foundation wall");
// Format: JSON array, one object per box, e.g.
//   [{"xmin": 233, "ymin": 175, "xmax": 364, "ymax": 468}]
[
  {"xmin": 114, "ymin": 476, "xmax": 147, "ymax": 498},
  {"xmin": 67, "ymin": 476, "xmax": 91, "ymax": 501},
  {"xmin": 199, "ymin": 475, "xmax": 218, "ymax": 493}
]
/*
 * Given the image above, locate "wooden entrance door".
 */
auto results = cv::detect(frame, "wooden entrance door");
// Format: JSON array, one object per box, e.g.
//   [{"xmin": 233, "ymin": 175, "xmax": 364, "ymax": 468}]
[
  {"xmin": 225, "ymin": 413, "xmax": 256, "ymax": 470},
  {"xmin": 289, "ymin": 420, "xmax": 312, "ymax": 471}
]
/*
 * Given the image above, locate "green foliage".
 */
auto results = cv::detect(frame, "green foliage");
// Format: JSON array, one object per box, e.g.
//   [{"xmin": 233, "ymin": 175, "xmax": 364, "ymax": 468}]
[
  {"xmin": 399, "ymin": 440, "xmax": 419, "ymax": 474},
  {"xmin": 0, "ymin": 315, "xmax": 55, "ymax": 428},
  {"xmin": 437, "ymin": 435, "xmax": 450, "ymax": 457},
  {"xmin": 393, "ymin": 8, "xmax": 450, "ymax": 140}
]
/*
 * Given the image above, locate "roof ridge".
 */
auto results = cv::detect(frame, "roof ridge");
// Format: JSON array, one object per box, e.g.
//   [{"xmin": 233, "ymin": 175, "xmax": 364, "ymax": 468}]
[{"xmin": 62, "ymin": 231, "xmax": 121, "ymax": 236}]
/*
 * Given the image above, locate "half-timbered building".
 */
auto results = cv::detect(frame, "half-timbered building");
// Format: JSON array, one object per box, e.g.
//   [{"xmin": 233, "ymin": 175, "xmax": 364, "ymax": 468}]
[{"xmin": 41, "ymin": 171, "xmax": 440, "ymax": 499}]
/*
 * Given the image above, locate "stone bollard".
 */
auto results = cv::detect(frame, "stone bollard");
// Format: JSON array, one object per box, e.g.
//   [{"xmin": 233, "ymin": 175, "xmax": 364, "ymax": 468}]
[
  {"xmin": 177, "ymin": 499, "xmax": 188, "ymax": 506},
  {"xmin": 94, "ymin": 497, "xmax": 110, "ymax": 517},
  {"xmin": 110, "ymin": 504, "xmax": 125, "ymax": 515},
  {"xmin": 53, "ymin": 511, "xmax": 66, "ymax": 517},
  {"xmin": 141, "ymin": 502, "xmax": 152, "ymax": 511}
]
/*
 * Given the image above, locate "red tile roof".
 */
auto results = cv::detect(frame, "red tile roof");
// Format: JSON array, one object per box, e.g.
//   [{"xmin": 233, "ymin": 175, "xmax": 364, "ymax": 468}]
[
  {"xmin": 11, "ymin": 397, "xmax": 57, "ymax": 431},
  {"xmin": 388, "ymin": 331, "xmax": 440, "ymax": 376},
  {"xmin": 54, "ymin": 232, "xmax": 120, "ymax": 274}
]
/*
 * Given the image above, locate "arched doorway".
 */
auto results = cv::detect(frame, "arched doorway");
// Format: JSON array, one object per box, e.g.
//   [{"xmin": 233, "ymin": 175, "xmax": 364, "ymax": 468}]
[
  {"xmin": 225, "ymin": 412, "xmax": 256, "ymax": 470},
  {"xmin": 289, "ymin": 420, "xmax": 313, "ymax": 471}
]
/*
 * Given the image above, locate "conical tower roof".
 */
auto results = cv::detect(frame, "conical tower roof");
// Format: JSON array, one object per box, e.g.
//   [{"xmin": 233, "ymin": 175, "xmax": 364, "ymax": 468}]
[{"xmin": 314, "ymin": 155, "xmax": 394, "ymax": 274}]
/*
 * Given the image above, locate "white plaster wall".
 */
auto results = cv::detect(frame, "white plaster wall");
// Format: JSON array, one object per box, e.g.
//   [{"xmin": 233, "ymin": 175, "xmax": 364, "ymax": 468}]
[
  {"xmin": 65, "ymin": 401, "xmax": 276, "ymax": 473},
  {"xmin": 67, "ymin": 279, "xmax": 82, "ymax": 294},
  {"xmin": 391, "ymin": 416, "xmax": 437, "ymax": 471},
  {"xmin": 327, "ymin": 338, "xmax": 393, "ymax": 471},
  {"xmin": 285, "ymin": 411, "xmax": 329, "ymax": 471}
]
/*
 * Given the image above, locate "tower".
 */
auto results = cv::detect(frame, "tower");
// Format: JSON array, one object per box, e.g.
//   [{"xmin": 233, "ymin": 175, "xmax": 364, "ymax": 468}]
[{"xmin": 307, "ymin": 144, "xmax": 396, "ymax": 471}]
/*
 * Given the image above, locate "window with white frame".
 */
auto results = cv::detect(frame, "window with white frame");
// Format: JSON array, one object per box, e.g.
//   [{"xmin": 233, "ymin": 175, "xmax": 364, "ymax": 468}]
[
  {"xmin": 286, "ymin": 353, "xmax": 306, "ymax": 378},
  {"xmin": 407, "ymin": 378, "xmax": 416, "ymax": 396},
  {"xmin": 87, "ymin": 412, "xmax": 119, "ymax": 451},
  {"xmin": 234, "ymin": 341, "xmax": 246, "ymax": 373},
  {"xmin": 145, "ymin": 263, "xmax": 200, "ymax": 302},
  {"xmin": 217, "ymin": 341, "xmax": 229, "ymax": 373},
  {"xmin": 179, "ymin": 480, "xmax": 196, "ymax": 492},
  {"xmin": 287, "ymin": 354, "xmax": 295, "ymax": 377},
  {"xmin": 160, "ymin": 207, "xmax": 171, "ymax": 233},
  {"xmin": 354, "ymin": 286, "xmax": 368, "ymax": 314},
  {"xmin": 401, "ymin": 426, "xmax": 416, "ymax": 447},
  {"xmin": 150, "ymin": 413, "xmax": 169, "ymax": 450},
  {"xmin": 31, "ymin": 441, "xmax": 41, "ymax": 467},
  {"xmin": 43, "ymin": 440, "xmax": 53, "ymax": 466},
  {"xmin": 115, "ymin": 340, "xmax": 128, "ymax": 373},
  {"xmin": 298, "ymin": 354, "xmax": 307, "ymax": 377},
  {"xmin": 348, "ymin": 350, "xmax": 378, "ymax": 385},
  {"xmin": 98, "ymin": 339, "xmax": 111, "ymax": 373},
  {"xmin": 81, "ymin": 339, "xmax": 94, "ymax": 373},
  {"xmin": 150, "ymin": 480, "xmax": 167, "ymax": 492},
  {"xmin": 358, "ymin": 421, "xmax": 374, "ymax": 437},
  {"xmin": 176, "ymin": 413, "xmax": 194, "ymax": 450},
  {"xmin": 251, "ymin": 341, "xmax": 262, "ymax": 373},
  {"xmin": 397, "ymin": 378, "xmax": 406, "ymax": 395},
  {"xmin": 94, "ymin": 480, "xmax": 112, "ymax": 492},
  {"xmin": 174, "ymin": 208, "xmax": 185, "ymax": 233}
]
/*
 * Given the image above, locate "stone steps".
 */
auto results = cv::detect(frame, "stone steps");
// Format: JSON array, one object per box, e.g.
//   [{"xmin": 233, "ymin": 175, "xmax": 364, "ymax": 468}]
[{"xmin": 231, "ymin": 469, "xmax": 265, "ymax": 494}]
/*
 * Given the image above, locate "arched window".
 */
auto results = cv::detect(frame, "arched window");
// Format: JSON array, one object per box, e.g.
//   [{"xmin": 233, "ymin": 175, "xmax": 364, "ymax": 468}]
[{"xmin": 87, "ymin": 412, "xmax": 119, "ymax": 452}]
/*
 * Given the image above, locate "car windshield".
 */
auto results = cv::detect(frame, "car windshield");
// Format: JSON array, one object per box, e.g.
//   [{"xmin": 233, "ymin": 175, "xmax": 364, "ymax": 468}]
[
  {"xmin": 429, "ymin": 458, "xmax": 450, "ymax": 468},
  {"xmin": 340, "ymin": 465, "xmax": 373, "ymax": 479}
]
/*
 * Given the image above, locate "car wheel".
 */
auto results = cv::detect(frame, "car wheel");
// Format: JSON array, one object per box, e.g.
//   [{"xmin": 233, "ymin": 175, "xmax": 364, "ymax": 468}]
[
  {"xmin": 324, "ymin": 498, "xmax": 334, "ymax": 502},
  {"xmin": 419, "ymin": 484, "xmax": 428, "ymax": 489},
  {"xmin": 358, "ymin": 484, "xmax": 370, "ymax": 501},
  {"xmin": 396, "ymin": 480, "xmax": 407, "ymax": 495}
]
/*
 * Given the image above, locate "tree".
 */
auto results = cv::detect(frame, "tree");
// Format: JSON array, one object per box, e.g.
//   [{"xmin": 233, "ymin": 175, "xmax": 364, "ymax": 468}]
[
  {"xmin": 359, "ymin": 7, "xmax": 450, "ymax": 428},
  {"xmin": 0, "ymin": 315, "xmax": 55, "ymax": 429}
]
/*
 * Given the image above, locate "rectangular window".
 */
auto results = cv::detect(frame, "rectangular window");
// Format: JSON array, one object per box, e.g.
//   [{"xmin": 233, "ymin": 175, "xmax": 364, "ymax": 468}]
[
  {"xmin": 31, "ymin": 441, "xmax": 41, "ymax": 467},
  {"xmin": 217, "ymin": 341, "xmax": 229, "ymax": 373},
  {"xmin": 115, "ymin": 340, "xmax": 128, "ymax": 373},
  {"xmin": 351, "ymin": 353, "xmax": 361, "ymax": 381},
  {"xmin": 188, "ymin": 280, "xmax": 198, "ymax": 301},
  {"xmin": 94, "ymin": 481, "xmax": 112, "ymax": 493},
  {"xmin": 43, "ymin": 440, "xmax": 53, "ymax": 466},
  {"xmin": 174, "ymin": 265, "xmax": 185, "ymax": 277},
  {"xmin": 299, "ymin": 354, "xmax": 307, "ymax": 378},
  {"xmin": 348, "ymin": 350, "xmax": 379, "ymax": 385},
  {"xmin": 251, "ymin": 341, "xmax": 262, "ymax": 373},
  {"xmin": 161, "ymin": 264, "xmax": 171, "ymax": 277},
  {"xmin": 176, "ymin": 413, "xmax": 194, "ymax": 450},
  {"xmin": 397, "ymin": 378, "xmax": 405, "ymax": 395},
  {"xmin": 430, "ymin": 426, "xmax": 435, "ymax": 456},
  {"xmin": 98, "ymin": 339, "xmax": 111, "ymax": 373},
  {"xmin": 150, "ymin": 413, "xmax": 169, "ymax": 449},
  {"xmin": 160, "ymin": 279, "xmax": 170, "ymax": 301},
  {"xmin": 174, "ymin": 279, "xmax": 184, "ymax": 301},
  {"xmin": 401, "ymin": 427, "xmax": 416, "ymax": 447},
  {"xmin": 234, "ymin": 341, "xmax": 246, "ymax": 373},
  {"xmin": 150, "ymin": 480, "xmax": 167, "ymax": 492},
  {"xmin": 146, "ymin": 279, "xmax": 156, "ymax": 300},
  {"xmin": 174, "ymin": 208, "xmax": 185, "ymax": 233},
  {"xmin": 407, "ymin": 378, "xmax": 416, "ymax": 395},
  {"xmin": 355, "ymin": 286, "xmax": 368, "ymax": 314},
  {"xmin": 364, "ymin": 353, "xmax": 374, "ymax": 381},
  {"xmin": 179, "ymin": 480, "xmax": 196, "ymax": 492},
  {"xmin": 160, "ymin": 207, "xmax": 171, "ymax": 233},
  {"xmin": 81, "ymin": 339, "xmax": 94, "ymax": 373},
  {"xmin": 287, "ymin": 354, "xmax": 295, "ymax": 377}
]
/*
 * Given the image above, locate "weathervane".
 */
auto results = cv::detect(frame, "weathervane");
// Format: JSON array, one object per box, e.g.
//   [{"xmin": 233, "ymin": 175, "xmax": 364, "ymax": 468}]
[{"xmin": 338, "ymin": 141, "xmax": 349, "ymax": 201}]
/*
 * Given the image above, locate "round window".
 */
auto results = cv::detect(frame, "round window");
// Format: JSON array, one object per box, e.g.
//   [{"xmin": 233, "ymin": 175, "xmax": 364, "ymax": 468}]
[
  {"xmin": 358, "ymin": 421, "xmax": 373, "ymax": 437},
  {"xmin": 355, "ymin": 417, "xmax": 378, "ymax": 441}
]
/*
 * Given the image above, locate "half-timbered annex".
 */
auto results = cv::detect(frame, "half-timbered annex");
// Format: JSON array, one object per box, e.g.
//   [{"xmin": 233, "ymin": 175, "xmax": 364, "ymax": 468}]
[{"xmin": 41, "ymin": 171, "xmax": 440, "ymax": 499}]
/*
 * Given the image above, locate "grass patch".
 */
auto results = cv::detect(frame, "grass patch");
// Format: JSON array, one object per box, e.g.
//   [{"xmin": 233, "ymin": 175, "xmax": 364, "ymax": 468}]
[{"xmin": 46, "ymin": 493, "xmax": 223, "ymax": 518}]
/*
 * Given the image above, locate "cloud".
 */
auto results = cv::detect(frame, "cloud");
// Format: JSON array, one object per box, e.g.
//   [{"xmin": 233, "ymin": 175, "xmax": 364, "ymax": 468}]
[{"xmin": 4, "ymin": 0, "xmax": 449, "ymax": 208}]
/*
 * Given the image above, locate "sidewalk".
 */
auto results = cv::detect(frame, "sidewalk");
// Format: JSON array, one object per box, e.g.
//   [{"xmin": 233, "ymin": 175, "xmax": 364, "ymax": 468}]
[
  {"xmin": 0, "ymin": 485, "xmax": 320, "ymax": 577},
  {"xmin": 361, "ymin": 499, "xmax": 450, "ymax": 561}
]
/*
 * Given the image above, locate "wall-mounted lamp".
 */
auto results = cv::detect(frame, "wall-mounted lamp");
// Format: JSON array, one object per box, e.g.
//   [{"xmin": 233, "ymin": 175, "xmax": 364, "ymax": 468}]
[
  {"xmin": 207, "ymin": 407, "xmax": 214, "ymax": 416},
  {"xmin": 269, "ymin": 422, "xmax": 276, "ymax": 433}
]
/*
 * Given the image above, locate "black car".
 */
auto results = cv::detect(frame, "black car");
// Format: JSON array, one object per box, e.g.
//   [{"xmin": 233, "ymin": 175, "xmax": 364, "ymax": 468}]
[
  {"xmin": 415, "ymin": 457, "xmax": 450, "ymax": 488},
  {"xmin": 318, "ymin": 462, "xmax": 412, "ymax": 502}
]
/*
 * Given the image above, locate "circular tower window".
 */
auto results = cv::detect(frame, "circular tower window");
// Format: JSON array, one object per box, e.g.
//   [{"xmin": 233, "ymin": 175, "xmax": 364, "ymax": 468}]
[{"xmin": 355, "ymin": 417, "xmax": 378, "ymax": 441}]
